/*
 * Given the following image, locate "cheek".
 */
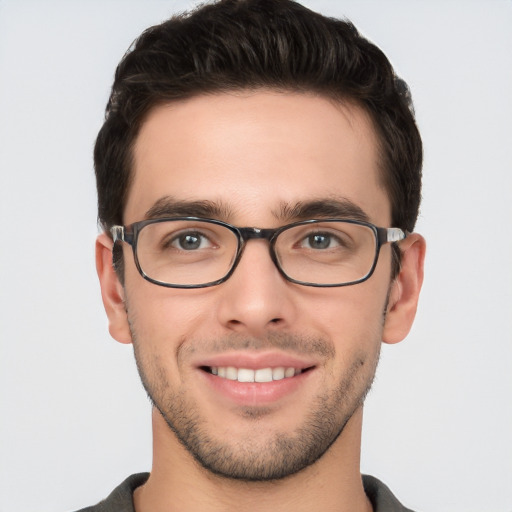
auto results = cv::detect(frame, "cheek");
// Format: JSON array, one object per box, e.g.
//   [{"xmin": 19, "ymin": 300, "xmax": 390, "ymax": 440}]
[
  {"xmin": 125, "ymin": 281, "xmax": 219, "ymax": 352},
  {"xmin": 298, "ymin": 280, "xmax": 389, "ymax": 341}
]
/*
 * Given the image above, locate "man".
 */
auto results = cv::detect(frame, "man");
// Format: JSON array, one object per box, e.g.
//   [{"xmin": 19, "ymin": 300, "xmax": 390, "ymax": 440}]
[{"xmin": 85, "ymin": 0, "xmax": 425, "ymax": 510}]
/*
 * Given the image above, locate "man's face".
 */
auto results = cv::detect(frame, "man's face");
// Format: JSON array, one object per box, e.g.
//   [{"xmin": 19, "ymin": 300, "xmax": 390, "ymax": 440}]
[{"xmin": 110, "ymin": 91, "xmax": 399, "ymax": 480}]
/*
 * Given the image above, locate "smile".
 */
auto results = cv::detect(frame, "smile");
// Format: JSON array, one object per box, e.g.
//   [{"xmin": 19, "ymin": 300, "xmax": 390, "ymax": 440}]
[{"xmin": 206, "ymin": 366, "xmax": 306, "ymax": 383}]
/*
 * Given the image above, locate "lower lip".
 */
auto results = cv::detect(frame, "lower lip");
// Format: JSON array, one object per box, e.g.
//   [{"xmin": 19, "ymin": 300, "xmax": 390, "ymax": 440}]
[{"xmin": 200, "ymin": 369, "xmax": 313, "ymax": 406}]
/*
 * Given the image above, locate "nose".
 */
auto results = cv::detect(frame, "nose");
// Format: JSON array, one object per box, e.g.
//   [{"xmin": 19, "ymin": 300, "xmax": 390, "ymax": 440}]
[{"xmin": 215, "ymin": 239, "xmax": 297, "ymax": 336}]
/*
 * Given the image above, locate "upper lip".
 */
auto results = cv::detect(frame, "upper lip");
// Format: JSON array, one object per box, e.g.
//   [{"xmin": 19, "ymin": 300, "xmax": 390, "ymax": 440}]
[{"xmin": 195, "ymin": 350, "xmax": 318, "ymax": 370}]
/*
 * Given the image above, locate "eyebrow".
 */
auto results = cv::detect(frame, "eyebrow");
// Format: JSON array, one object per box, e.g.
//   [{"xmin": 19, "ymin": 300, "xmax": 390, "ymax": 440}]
[
  {"xmin": 275, "ymin": 198, "xmax": 370, "ymax": 223},
  {"xmin": 144, "ymin": 196, "xmax": 370, "ymax": 224},
  {"xmin": 145, "ymin": 197, "xmax": 233, "ymax": 220}
]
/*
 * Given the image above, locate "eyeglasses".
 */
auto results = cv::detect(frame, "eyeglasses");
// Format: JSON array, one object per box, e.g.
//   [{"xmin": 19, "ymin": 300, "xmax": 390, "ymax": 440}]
[{"xmin": 111, "ymin": 217, "xmax": 405, "ymax": 288}]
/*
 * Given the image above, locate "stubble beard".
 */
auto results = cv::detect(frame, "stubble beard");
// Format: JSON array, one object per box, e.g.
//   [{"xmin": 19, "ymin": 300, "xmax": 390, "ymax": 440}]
[{"xmin": 130, "ymin": 328, "xmax": 381, "ymax": 482}]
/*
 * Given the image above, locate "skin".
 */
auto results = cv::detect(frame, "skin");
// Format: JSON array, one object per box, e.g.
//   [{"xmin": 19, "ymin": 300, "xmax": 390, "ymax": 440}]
[{"xmin": 96, "ymin": 90, "xmax": 425, "ymax": 512}]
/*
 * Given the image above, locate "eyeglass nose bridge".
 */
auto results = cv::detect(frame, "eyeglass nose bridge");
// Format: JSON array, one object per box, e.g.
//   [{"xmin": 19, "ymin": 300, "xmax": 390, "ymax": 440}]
[
  {"xmin": 237, "ymin": 226, "xmax": 279, "ymax": 242},
  {"xmin": 229, "ymin": 226, "xmax": 284, "ymax": 280}
]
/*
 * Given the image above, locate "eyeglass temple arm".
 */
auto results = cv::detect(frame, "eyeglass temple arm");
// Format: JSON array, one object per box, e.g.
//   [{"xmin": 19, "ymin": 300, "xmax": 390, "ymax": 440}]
[
  {"xmin": 110, "ymin": 226, "xmax": 129, "ymax": 244},
  {"xmin": 378, "ymin": 227, "xmax": 406, "ymax": 245}
]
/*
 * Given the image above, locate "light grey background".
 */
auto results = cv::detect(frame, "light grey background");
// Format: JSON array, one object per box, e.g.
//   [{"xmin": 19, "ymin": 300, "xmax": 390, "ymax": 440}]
[{"xmin": 1, "ymin": 1, "xmax": 511, "ymax": 511}]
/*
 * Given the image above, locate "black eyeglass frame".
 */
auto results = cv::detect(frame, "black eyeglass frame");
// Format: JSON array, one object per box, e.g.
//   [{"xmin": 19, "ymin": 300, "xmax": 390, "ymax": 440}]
[{"xmin": 111, "ymin": 217, "xmax": 406, "ymax": 289}]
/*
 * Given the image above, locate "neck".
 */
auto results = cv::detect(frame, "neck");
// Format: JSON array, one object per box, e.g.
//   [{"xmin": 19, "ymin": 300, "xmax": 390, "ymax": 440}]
[{"xmin": 134, "ymin": 408, "xmax": 372, "ymax": 512}]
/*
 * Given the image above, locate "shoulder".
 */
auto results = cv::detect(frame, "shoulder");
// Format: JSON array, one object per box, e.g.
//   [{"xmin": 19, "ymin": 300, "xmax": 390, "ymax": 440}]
[
  {"xmin": 362, "ymin": 474, "xmax": 416, "ymax": 512},
  {"xmin": 74, "ymin": 473, "xmax": 149, "ymax": 512}
]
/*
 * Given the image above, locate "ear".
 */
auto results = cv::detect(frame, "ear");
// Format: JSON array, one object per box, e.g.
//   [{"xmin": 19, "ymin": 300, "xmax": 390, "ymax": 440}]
[
  {"xmin": 382, "ymin": 233, "xmax": 426, "ymax": 344},
  {"xmin": 95, "ymin": 232, "xmax": 132, "ymax": 344}
]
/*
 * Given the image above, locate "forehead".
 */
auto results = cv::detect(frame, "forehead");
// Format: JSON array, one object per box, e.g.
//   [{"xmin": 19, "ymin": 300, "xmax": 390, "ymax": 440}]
[{"xmin": 126, "ymin": 90, "xmax": 390, "ymax": 225}]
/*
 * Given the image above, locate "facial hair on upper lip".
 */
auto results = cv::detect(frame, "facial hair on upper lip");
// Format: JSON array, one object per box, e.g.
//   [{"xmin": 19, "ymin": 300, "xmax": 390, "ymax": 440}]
[{"xmin": 175, "ymin": 331, "xmax": 336, "ymax": 364}]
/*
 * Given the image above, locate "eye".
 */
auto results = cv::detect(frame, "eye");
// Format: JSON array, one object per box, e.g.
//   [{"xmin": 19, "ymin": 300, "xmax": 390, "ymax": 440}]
[
  {"xmin": 170, "ymin": 231, "xmax": 212, "ymax": 251},
  {"xmin": 301, "ymin": 232, "xmax": 341, "ymax": 250}
]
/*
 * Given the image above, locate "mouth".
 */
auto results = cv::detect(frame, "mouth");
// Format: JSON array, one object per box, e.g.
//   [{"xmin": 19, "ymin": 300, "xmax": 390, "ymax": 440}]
[
  {"xmin": 200, "ymin": 365, "xmax": 314, "ymax": 383},
  {"xmin": 197, "ymin": 355, "xmax": 318, "ymax": 406}
]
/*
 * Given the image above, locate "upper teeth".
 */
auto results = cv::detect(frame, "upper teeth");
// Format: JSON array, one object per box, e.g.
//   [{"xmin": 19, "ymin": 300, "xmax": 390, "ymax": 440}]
[{"xmin": 211, "ymin": 366, "xmax": 301, "ymax": 383}]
